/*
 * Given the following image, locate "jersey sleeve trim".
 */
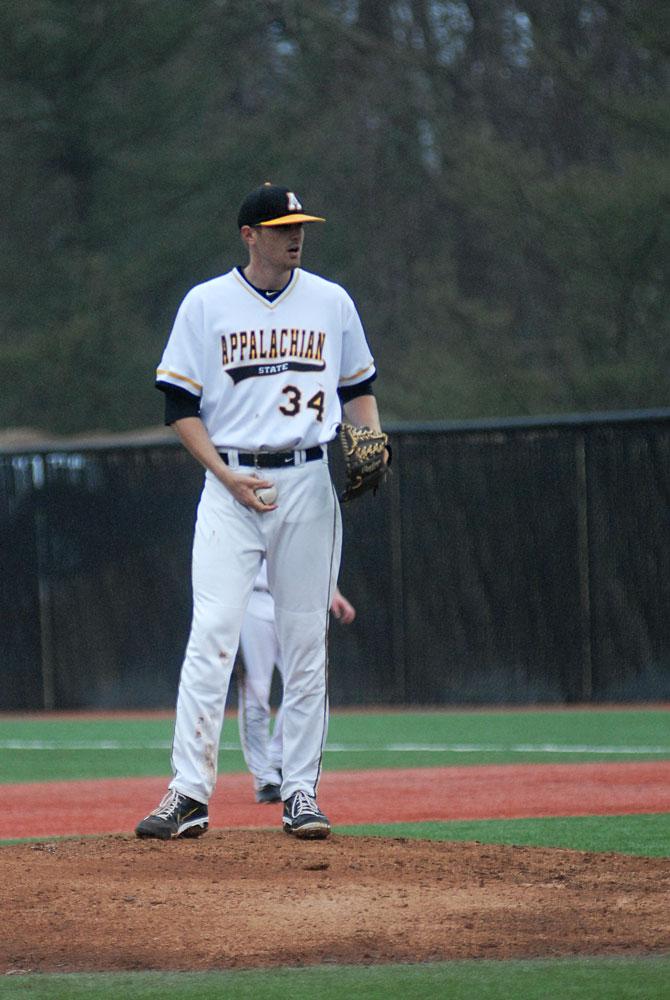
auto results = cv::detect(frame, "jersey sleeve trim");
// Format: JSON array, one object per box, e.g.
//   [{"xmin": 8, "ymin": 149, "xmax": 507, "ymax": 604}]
[
  {"xmin": 338, "ymin": 362, "xmax": 375, "ymax": 386},
  {"xmin": 156, "ymin": 368, "xmax": 203, "ymax": 393}
]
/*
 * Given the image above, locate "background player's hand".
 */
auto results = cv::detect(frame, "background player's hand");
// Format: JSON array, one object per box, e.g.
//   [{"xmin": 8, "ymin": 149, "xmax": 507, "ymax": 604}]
[
  {"xmin": 330, "ymin": 590, "xmax": 356, "ymax": 624},
  {"xmin": 224, "ymin": 472, "xmax": 278, "ymax": 512}
]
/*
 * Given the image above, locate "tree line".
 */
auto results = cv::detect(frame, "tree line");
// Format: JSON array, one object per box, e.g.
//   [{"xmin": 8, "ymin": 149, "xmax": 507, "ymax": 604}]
[{"xmin": 1, "ymin": 0, "xmax": 668, "ymax": 434}]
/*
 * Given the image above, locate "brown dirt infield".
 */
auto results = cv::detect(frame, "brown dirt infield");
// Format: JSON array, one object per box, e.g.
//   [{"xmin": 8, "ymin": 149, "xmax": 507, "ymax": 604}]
[
  {"xmin": 2, "ymin": 761, "xmax": 670, "ymax": 973},
  {"xmin": 1, "ymin": 832, "xmax": 669, "ymax": 973}
]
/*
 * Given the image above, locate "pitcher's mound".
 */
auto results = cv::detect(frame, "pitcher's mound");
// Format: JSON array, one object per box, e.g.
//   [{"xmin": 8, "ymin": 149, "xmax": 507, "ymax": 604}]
[{"xmin": 2, "ymin": 830, "xmax": 669, "ymax": 973}]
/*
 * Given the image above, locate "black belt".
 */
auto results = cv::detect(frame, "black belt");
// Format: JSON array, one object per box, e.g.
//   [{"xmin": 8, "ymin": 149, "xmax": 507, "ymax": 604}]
[{"xmin": 220, "ymin": 445, "xmax": 323, "ymax": 468}]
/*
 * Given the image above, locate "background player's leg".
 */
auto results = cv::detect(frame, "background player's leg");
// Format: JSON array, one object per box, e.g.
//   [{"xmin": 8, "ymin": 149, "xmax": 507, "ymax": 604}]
[
  {"xmin": 238, "ymin": 606, "xmax": 283, "ymax": 794},
  {"xmin": 268, "ymin": 702, "xmax": 284, "ymax": 775},
  {"xmin": 170, "ymin": 479, "xmax": 262, "ymax": 804},
  {"xmin": 267, "ymin": 461, "xmax": 341, "ymax": 801}
]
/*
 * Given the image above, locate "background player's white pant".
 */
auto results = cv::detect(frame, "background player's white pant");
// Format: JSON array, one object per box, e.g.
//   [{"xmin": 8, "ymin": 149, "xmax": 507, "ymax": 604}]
[
  {"xmin": 169, "ymin": 454, "xmax": 341, "ymax": 804},
  {"xmin": 237, "ymin": 587, "xmax": 284, "ymax": 791}
]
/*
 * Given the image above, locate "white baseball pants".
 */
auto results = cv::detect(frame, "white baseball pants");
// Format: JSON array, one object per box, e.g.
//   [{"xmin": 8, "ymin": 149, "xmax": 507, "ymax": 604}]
[{"xmin": 169, "ymin": 453, "xmax": 341, "ymax": 804}]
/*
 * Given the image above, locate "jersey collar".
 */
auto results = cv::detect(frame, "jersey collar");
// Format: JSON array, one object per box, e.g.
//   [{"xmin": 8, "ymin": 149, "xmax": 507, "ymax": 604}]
[{"xmin": 234, "ymin": 266, "xmax": 300, "ymax": 307}]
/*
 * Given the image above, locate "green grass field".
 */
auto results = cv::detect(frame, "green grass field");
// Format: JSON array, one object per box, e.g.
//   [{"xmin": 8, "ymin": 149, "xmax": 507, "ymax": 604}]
[
  {"xmin": 1, "ymin": 958, "xmax": 670, "ymax": 1000},
  {"xmin": 2, "ymin": 707, "xmax": 668, "ymax": 998},
  {"xmin": 1, "ymin": 708, "xmax": 668, "ymax": 783}
]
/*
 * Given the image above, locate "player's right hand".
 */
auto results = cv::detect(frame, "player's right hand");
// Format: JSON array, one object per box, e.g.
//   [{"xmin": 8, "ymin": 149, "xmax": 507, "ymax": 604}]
[{"xmin": 224, "ymin": 473, "xmax": 278, "ymax": 512}]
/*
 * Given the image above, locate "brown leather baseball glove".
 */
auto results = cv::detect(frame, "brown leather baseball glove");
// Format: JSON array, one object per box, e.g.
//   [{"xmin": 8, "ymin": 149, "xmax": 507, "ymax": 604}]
[{"xmin": 339, "ymin": 422, "xmax": 390, "ymax": 503}]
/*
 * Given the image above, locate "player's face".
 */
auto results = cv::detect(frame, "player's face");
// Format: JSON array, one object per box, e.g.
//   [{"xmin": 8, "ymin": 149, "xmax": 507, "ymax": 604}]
[{"xmin": 253, "ymin": 223, "xmax": 305, "ymax": 272}]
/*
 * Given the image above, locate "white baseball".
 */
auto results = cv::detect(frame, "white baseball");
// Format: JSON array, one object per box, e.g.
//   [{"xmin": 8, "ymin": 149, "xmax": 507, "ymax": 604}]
[{"xmin": 254, "ymin": 484, "xmax": 277, "ymax": 505}]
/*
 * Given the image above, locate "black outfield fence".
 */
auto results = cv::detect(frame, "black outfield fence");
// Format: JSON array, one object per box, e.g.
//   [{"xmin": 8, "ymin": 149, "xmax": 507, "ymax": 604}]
[{"xmin": 2, "ymin": 410, "xmax": 670, "ymax": 711}]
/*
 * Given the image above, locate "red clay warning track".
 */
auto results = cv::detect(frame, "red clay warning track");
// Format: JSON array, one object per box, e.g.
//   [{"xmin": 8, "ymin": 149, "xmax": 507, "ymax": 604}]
[{"xmin": 3, "ymin": 760, "xmax": 670, "ymax": 840}]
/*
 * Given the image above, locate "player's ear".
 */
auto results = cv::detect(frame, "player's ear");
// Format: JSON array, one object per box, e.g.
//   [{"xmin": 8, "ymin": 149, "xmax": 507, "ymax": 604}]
[{"xmin": 240, "ymin": 225, "xmax": 256, "ymax": 248}]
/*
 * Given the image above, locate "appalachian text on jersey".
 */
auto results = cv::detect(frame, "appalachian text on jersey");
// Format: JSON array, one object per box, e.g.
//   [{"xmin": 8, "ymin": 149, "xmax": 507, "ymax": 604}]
[{"xmin": 221, "ymin": 328, "xmax": 327, "ymax": 383}]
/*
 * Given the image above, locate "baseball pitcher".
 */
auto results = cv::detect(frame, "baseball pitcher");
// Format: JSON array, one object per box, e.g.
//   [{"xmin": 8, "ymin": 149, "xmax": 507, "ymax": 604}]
[{"xmin": 136, "ymin": 183, "xmax": 387, "ymax": 841}]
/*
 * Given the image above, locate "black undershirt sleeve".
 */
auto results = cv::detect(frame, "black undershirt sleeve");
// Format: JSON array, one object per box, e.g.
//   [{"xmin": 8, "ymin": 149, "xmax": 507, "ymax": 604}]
[
  {"xmin": 337, "ymin": 372, "xmax": 377, "ymax": 404},
  {"xmin": 157, "ymin": 382, "xmax": 201, "ymax": 425}
]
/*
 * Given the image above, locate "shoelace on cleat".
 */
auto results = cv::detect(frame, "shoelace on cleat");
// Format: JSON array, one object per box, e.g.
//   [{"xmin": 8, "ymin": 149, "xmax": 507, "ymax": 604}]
[
  {"xmin": 291, "ymin": 790, "xmax": 320, "ymax": 816},
  {"xmin": 154, "ymin": 790, "xmax": 183, "ymax": 819}
]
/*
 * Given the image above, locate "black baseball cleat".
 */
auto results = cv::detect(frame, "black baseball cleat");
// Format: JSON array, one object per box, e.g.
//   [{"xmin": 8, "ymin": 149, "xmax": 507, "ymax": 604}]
[
  {"xmin": 282, "ymin": 790, "xmax": 331, "ymax": 839},
  {"xmin": 256, "ymin": 783, "xmax": 282, "ymax": 804},
  {"xmin": 135, "ymin": 790, "xmax": 209, "ymax": 840}
]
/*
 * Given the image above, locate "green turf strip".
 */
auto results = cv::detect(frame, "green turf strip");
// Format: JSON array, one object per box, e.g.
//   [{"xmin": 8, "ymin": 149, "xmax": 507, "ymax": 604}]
[
  {"xmin": 1, "ymin": 709, "xmax": 668, "ymax": 783},
  {"xmin": 2, "ymin": 813, "xmax": 667, "ymax": 857},
  {"xmin": 1, "ymin": 959, "xmax": 669, "ymax": 1000},
  {"xmin": 337, "ymin": 812, "xmax": 670, "ymax": 857}
]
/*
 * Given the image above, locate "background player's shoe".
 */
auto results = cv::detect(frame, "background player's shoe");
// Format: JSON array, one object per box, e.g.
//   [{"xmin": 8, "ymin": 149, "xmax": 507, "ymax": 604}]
[
  {"xmin": 282, "ymin": 790, "xmax": 331, "ymax": 839},
  {"xmin": 135, "ymin": 790, "xmax": 208, "ymax": 840},
  {"xmin": 256, "ymin": 783, "xmax": 282, "ymax": 804}
]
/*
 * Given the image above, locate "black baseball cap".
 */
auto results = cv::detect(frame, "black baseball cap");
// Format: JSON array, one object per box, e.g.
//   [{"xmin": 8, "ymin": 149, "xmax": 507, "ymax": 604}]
[{"xmin": 237, "ymin": 183, "xmax": 325, "ymax": 228}]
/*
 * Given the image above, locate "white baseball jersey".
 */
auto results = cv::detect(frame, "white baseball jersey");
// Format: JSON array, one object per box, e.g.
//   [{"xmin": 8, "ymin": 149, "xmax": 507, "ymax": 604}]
[{"xmin": 156, "ymin": 267, "xmax": 375, "ymax": 451}]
